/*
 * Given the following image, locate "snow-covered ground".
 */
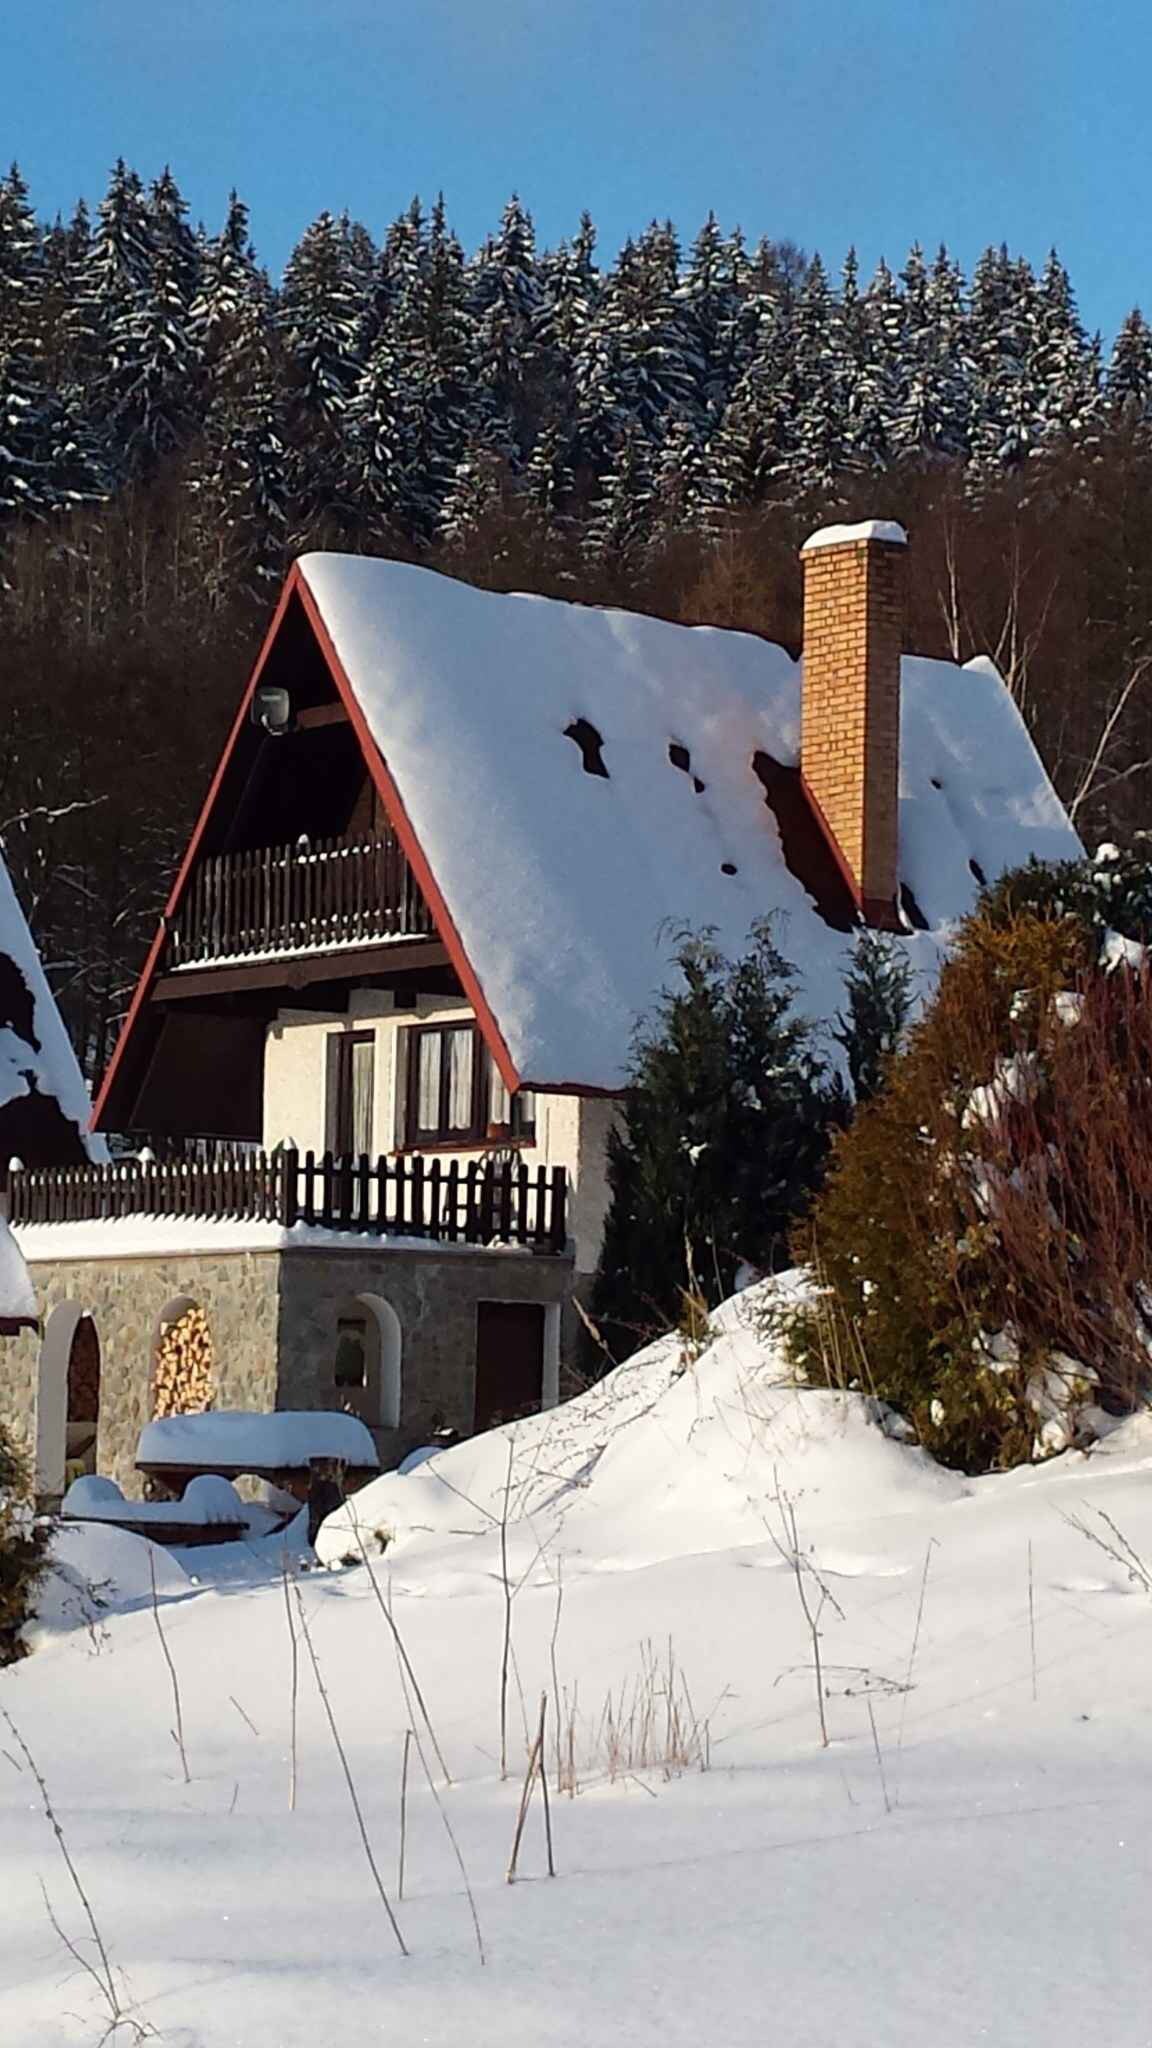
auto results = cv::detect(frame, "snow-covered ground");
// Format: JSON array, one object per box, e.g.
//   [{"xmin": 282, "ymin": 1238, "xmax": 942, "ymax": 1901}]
[{"xmin": 4, "ymin": 1285, "xmax": 1152, "ymax": 2046}]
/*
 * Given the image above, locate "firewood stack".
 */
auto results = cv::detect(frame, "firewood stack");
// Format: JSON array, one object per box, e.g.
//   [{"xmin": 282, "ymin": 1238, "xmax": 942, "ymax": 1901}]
[{"xmin": 153, "ymin": 1305, "xmax": 215, "ymax": 1419}]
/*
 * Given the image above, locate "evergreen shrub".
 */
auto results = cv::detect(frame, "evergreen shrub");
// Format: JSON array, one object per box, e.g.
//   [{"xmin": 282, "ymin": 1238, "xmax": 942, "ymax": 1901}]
[{"xmin": 0, "ymin": 1423, "xmax": 50, "ymax": 1665}]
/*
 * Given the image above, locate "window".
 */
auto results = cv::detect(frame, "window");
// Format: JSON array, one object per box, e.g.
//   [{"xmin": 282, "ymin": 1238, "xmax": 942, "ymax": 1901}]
[
  {"xmin": 334, "ymin": 1316, "xmax": 368, "ymax": 1391},
  {"xmin": 406, "ymin": 1023, "xmax": 536, "ymax": 1146},
  {"xmin": 327, "ymin": 1031, "xmax": 375, "ymax": 1158}
]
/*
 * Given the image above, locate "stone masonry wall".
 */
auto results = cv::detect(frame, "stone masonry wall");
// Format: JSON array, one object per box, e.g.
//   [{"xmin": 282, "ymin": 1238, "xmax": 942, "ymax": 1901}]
[
  {"xmin": 3, "ymin": 1241, "xmax": 574, "ymax": 1498},
  {"xmin": 275, "ymin": 1244, "xmax": 573, "ymax": 1460}
]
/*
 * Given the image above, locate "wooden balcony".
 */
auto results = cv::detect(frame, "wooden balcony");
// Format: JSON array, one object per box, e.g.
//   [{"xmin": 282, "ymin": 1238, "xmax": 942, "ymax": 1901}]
[
  {"xmin": 9, "ymin": 1149, "xmax": 569, "ymax": 1255},
  {"xmin": 166, "ymin": 834, "xmax": 435, "ymax": 970}
]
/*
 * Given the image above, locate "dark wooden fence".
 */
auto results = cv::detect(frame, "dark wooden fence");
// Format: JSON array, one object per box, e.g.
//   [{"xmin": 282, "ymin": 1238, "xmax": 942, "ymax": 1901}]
[
  {"xmin": 9, "ymin": 1148, "xmax": 569, "ymax": 1254},
  {"xmin": 167, "ymin": 833, "xmax": 435, "ymax": 966}
]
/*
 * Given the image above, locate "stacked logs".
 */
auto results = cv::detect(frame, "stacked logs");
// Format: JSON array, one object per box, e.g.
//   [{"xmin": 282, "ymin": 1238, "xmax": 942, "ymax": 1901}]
[{"xmin": 153, "ymin": 1305, "xmax": 215, "ymax": 1419}]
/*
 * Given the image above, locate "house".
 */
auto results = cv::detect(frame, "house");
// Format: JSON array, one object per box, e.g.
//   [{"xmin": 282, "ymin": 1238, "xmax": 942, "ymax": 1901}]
[{"xmin": 1, "ymin": 519, "xmax": 1081, "ymax": 1497}]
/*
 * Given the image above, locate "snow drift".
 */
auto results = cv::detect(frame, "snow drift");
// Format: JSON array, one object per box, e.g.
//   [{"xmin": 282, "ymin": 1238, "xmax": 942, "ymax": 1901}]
[{"xmin": 316, "ymin": 1281, "xmax": 967, "ymax": 1574}]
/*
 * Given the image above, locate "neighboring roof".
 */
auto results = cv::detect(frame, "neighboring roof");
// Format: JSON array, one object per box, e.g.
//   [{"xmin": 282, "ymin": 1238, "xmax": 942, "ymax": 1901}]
[
  {"xmin": 0, "ymin": 1213, "xmax": 36, "ymax": 1329},
  {"xmin": 0, "ymin": 854, "xmax": 102, "ymax": 1164},
  {"xmin": 296, "ymin": 553, "xmax": 1082, "ymax": 1093}
]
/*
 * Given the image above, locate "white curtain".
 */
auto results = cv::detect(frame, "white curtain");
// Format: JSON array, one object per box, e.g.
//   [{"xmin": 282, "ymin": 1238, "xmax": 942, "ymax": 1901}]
[
  {"xmin": 351, "ymin": 1038, "xmax": 374, "ymax": 1156},
  {"xmin": 489, "ymin": 1066, "xmax": 511, "ymax": 1127},
  {"xmin": 447, "ymin": 1029, "xmax": 474, "ymax": 1130},
  {"xmin": 417, "ymin": 1033, "xmax": 442, "ymax": 1131}
]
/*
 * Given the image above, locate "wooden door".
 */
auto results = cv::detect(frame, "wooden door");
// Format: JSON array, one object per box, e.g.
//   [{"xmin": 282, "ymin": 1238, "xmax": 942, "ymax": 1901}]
[{"xmin": 473, "ymin": 1302, "xmax": 546, "ymax": 1434}]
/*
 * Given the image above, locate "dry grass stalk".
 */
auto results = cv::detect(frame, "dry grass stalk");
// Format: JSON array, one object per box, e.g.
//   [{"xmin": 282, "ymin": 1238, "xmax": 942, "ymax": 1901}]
[
  {"xmin": 385, "ymin": 1597, "xmax": 485, "ymax": 1964},
  {"xmin": 292, "ymin": 1584, "xmax": 408, "ymax": 1958},
  {"xmin": 1028, "ymin": 1539, "xmax": 1038, "ymax": 1702},
  {"xmin": 352, "ymin": 1530, "xmax": 451, "ymax": 1783},
  {"xmin": 1, "ymin": 1705, "xmax": 149, "ymax": 2041},
  {"xmin": 397, "ymin": 1728, "xmax": 412, "ymax": 1902},
  {"xmin": 771, "ymin": 1492, "xmax": 843, "ymax": 1749},
  {"xmin": 557, "ymin": 1642, "xmax": 713, "ymax": 1788},
  {"xmin": 280, "ymin": 1548, "xmax": 299, "ymax": 1812},
  {"xmin": 1063, "ymin": 1502, "xmax": 1152, "ymax": 1593},
  {"xmin": 866, "ymin": 1697, "xmax": 891, "ymax": 1814},
  {"xmin": 147, "ymin": 1548, "xmax": 189, "ymax": 1784},
  {"xmin": 498, "ymin": 1434, "xmax": 515, "ymax": 1779},
  {"xmin": 894, "ymin": 1537, "xmax": 936, "ymax": 1796}
]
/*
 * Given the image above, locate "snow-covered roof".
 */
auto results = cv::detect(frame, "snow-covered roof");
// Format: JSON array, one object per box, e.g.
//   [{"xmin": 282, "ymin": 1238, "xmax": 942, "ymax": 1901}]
[
  {"xmin": 0, "ymin": 854, "xmax": 102, "ymax": 1162},
  {"xmin": 298, "ymin": 555, "xmax": 1080, "ymax": 1092},
  {"xmin": 0, "ymin": 1213, "xmax": 36, "ymax": 1327}
]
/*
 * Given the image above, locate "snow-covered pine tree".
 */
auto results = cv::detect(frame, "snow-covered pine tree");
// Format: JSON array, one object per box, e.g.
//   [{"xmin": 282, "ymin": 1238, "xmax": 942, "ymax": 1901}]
[
  {"xmin": 699, "ymin": 292, "xmax": 794, "ymax": 524},
  {"xmin": 649, "ymin": 412, "xmax": 706, "ymax": 543},
  {"xmin": 1106, "ymin": 308, "xmax": 1152, "ymax": 423},
  {"xmin": 1031, "ymin": 249, "xmax": 1101, "ymax": 450},
  {"xmin": 680, "ymin": 213, "xmax": 744, "ymax": 428},
  {"xmin": 582, "ymin": 416, "xmax": 657, "ymax": 569},
  {"xmin": 967, "ymin": 246, "xmax": 1041, "ymax": 490},
  {"xmin": 279, "ymin": 210, "xmax": 370, "ymax": 540},
  {"xmin": 468, "ymin": 194, "xmax": 543, "ymax": 457},
  {"xmin": 187, "ymin": 194, "xmax": 288, "ymax": 599},
  {"xmin": 0, "ymin": 165, "xmax": 41, "ymax": 351},
  {"xmin": 779, "ymin": 254, "xmax": 847, "ymax": 501},
  {"xmin": 279, "ymin": 210, "xmax": 366, "ymax": 424},
  {"xmin": 76, "ymin": 160, "xmax": 155, "ymax": 445},
  {"xmin": 107, "ymin": 168, "xmax": 202, "ymax": 470},
  {"xmin": 401, "ymin": 198, "xmax": 481, "ymax": 541}
]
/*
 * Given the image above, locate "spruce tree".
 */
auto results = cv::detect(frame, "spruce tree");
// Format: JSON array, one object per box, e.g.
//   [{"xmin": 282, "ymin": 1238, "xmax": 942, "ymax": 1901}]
[
  {"xmin": 592, "ymin": 923, "xmax": 839, "ymax": 1354},
  {"xmin": 1107, "ymin": 309, "xmax": 1152, "ymax": 421},
  {"xmin": 832, "ymin": 930, "xmax": 914, "ymax": 1103}
]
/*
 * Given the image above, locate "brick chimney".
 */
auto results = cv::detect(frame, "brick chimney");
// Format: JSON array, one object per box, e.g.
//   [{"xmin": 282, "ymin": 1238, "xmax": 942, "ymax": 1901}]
[{"xmin": 799, "ymin": 519, "xmax": 907, "ymax": 929}]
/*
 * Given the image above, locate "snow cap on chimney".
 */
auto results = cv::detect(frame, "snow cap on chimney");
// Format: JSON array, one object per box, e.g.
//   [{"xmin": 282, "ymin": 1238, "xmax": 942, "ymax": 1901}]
[{"xmin": 799, "ymin": 518, "xmax": 907, "ymax": 929}]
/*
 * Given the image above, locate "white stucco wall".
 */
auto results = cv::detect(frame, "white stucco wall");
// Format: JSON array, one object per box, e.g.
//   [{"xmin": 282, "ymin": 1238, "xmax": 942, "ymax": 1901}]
[{"xmin": 262, "ymin": 995, "xmax": 617, "ymax": 1274}]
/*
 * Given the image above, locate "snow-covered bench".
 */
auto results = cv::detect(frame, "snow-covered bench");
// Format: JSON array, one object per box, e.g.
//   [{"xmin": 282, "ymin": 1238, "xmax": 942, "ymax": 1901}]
[
  {"xmin": 62, "ymin": 1472, "xmax": 249, "ymax": 1548},
  {"xmin": 135, "ymin": 1410, "xmax": 380, "ymax": 1497}
]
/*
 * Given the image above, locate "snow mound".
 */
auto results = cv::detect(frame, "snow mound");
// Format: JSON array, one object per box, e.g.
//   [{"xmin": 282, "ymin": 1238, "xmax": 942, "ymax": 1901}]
[
  {"xmin": 317, "ymin": 1279, "xmax": 965, "ymax": 1576},
  {"xmin": 29, "ymin": 1522, "xmax": 191, "ymax": 1644}
]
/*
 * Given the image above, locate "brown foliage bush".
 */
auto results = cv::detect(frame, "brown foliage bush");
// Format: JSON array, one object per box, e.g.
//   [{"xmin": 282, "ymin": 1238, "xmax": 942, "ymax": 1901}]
[{"xmin": 783, "ymin": 906, "xmax": 1148, "ymax": 1472}]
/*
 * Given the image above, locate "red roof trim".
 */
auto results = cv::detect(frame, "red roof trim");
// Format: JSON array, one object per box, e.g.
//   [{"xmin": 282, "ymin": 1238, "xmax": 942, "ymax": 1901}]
[
  {"xmin": 92, "ymin": 570, "xmax": 310, "ymax": 1131},
  {"xmin": 292, "ymin": 571, "xmax": 523, "ymax": 1096},
  {"xmin": 94, "ymin": 562, "xmax": 525, "ymax": 1129}
]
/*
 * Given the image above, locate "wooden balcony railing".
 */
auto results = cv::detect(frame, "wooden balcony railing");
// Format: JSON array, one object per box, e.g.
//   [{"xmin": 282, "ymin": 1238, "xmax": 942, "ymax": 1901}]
[
  {"xmin": 167, "ymin": 834, "xmax": 435, "ymax": 968},
  {"xmin": 9, "ymin": 1149, "xmax": 569, "ymax": 1254}
]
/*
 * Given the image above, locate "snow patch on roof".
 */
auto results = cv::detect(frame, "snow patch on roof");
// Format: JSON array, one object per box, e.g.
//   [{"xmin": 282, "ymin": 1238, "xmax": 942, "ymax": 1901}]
[
  {"xmin": 801, "ymin": 519, "xmax": 908, "ymax": 551},
  {"xmin": 297, "ymin": 554, "xmax": 1081, "ymax": 1091}
]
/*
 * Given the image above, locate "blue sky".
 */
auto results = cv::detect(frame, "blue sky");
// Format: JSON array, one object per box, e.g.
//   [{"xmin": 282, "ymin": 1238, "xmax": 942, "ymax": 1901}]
[{"xmin": 2, "ymin": 0, "xmax": 1146, "ymax": 339}]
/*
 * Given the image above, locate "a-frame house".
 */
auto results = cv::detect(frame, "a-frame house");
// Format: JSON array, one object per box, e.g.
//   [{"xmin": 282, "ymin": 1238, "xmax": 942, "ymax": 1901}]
[{"xmin": 2, "ymin": 524, "xmax": 1080, "ymax": 1496}]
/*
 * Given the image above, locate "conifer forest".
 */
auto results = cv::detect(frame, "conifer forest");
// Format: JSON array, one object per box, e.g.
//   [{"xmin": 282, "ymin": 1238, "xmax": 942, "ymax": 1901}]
[{"xmin": 3, "ymin": 161, "xmax": 1152, "ymax": 1076}]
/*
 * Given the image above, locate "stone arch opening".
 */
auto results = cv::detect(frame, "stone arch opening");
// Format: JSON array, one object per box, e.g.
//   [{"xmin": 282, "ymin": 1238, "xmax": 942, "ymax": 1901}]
[
  {"xmin": 35, "ymin": 1300, "xmax": 85, "ymax": 1499},
  {"xmin": 152, "ymin": 1296, "xmax": 216, "ymax": 1419},
  {"xmin": 332, "ymin": 1292, "xmax": 402, "ymax": 1430},
  {"xmin": 65, "ymin": 1314, "xmax": 101, "ymax": 1483}
]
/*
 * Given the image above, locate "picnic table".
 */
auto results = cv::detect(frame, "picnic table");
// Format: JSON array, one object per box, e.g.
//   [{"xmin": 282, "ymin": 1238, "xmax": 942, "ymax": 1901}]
[{"xmin": 134, "ymin": 1410, "xmax": 380, "ymax": 1499}]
